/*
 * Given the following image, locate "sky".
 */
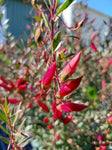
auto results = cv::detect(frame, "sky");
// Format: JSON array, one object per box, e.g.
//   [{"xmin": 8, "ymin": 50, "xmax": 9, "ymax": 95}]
[{"xmin": 60, "ymin": 0, "xmax": 112, "ymax": 17}]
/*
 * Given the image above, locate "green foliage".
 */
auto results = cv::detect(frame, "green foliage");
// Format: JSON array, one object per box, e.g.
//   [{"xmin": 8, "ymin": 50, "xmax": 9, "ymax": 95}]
[
  {"xmin": 53, "ymin": 31, "xmax": 61, "ymax": 51},
  {"xmin": 56, "ymin": 0, "xmax": 74, "ymax": 16},
  {"xmin": 87, "ymin": 86, "xmax": 98, "ymax": 99}
]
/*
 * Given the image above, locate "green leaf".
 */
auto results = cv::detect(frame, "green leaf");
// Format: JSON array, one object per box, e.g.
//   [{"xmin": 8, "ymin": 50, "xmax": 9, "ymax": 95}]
[
  {"xmin": 41, "ymin": 12, "xmax": 50, "ymax": 31},
  {"xmin": 0, "ymin": 110, "xmax": 8, "ymax": 124},
  {"xmin": 5, "ymin": 59, "xmax": 9, "ymax": 65},
  {"xmin": 56, "ymin": 0, "xmax": 74, "ymax": 16},
  {"xmin": 53, "ymin": 31, "xmax": 61, "ymax": 51},
  {"xmin": 87, "ymin": 86, "xmax": 98, "ymax": 99},
  {"xmin": 1, "ymin": 0, "xmax": 4, "ymax": 5},
  {"xmin": 33, "ymin": 16, "xmax": 42, "ymax": 22},
  {"xmin": 1, "ymin": 51, "xmax": 5, "ymax": 58},
  {"xmin": 5, "ymin": 97, "xmax": 9, "ymax": 115},
  {"xmin": 61, "ymin": 35, "xmax": 80, "ymax": 40},
  {"xmin": 56, "ymin": 0, "xmax": 60, "ymax": 6},
  {"xmin": 0, "ymin": 125, "xmax": 10, "ymax": 136},
  {"xmin": 77, "ymin": 122, "xmax": 83, "ymax": 128},
  {"xmin": 0, "ymin": 136, "xmax": 9, "ymax": 145}
]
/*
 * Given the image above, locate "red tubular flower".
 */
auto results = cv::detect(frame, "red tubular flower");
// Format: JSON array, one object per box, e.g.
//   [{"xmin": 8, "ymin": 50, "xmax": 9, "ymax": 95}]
[
  {"xmin": 43, "ymin": 117, "xmax": 49, "ymax": 124},
  {"xmin": 41, "ymin": 62, "xmax": 56, "ymax": 89},
  {"xmin": 1, "ymin": 98, "xmax": 21, "ymax": 104},
  {"xmin": 17, "ymin": 78, "xmax": 26, "ymax": 87},
  {"xmin": 17, "ymin": 84, "xmax": 27, "ymax": 92},
  {"xmin": 63, "ymin": 115, "xmax": 73, "ymax": 124},
  {"xmin": 35, "ymin": 88, "xmax": 47, "ymax": 100},
  {"xmin": 91, "ymin": 42, "xmax": 98, "ymax": 53},
  {"xmin": 52, "ymin": 101, "xmax": 56, "ymax": 112},
  {"xmin": 53, "ymin": 108, "xmax": 63, "ymax": 120},
  {"xmin": 57, "ymin": 76, "xmax": 83, "ymax": 98},
  {"xmin": 0, "ymin": 76, "xmax": 7, "ymax": 84},
  {"xmin": 56, "ymin": 135, "xmax": 60, "ymax": 140},
  {"xmin": 0, "ymin": 83, "xmax": 11, "ymax": 91},
  {"xmin": 48, "ymin": 124, "xmax": 53, "ymax": 129},
  {"xmin": 9, "ymin": 81, "xmax": 16, "ymax": 90},
  {"xmin": 60, "ymin": 102, "xmax": 88, "ymax": 112},
  {"xmin": 60, "ymin": 51, "xmax": 82, "ymax": 81},
  {"xmin": 37, "ymin": 100, "xmax": 49, "ymax": 112}
]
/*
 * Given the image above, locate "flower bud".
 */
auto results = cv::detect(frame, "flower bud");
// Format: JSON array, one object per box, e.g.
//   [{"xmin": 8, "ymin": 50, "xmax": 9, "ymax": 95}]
[
  {"xmin": 57, "ymin": 76, "xmax": 83, "ymax": 98},
  {"xmin": 41, "ymin": 62, "xmax": 56, "ymax": 89},
  {"xmin": 60, "ymin": 52, "xmax": 81, "ymax": 81}
]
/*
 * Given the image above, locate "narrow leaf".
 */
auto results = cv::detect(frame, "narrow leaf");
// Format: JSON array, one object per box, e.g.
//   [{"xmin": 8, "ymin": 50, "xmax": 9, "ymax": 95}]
[
  {"xmin": 0, "ymin": 136, "xmax": 9, "ymax": 145},
  {"xmin": 56, "ymin": 0, "xmax": 73, "ymax": 16},
  {"xmin": 53, "ymin": 31, "xmax": 61, "ymax": 51},
  {"xmin": 33, "ymin": 16, "xmax": 42, "ymax": 22},
  {"xmin": 0, "ymin": 104, "xmax": 7, "ymax": 117},
  {"xmin": 0, "ymin": 125, "xmax": 10, "ymax": 136},
  {"xmin": 56, "ymin": 0, "xmax": 60, "ymax": 6},
  {"xmin": 41, "ymin": 12, "xmax": 50, "ymax": 31},
  {"xmin": 5, "ymin": 97, "xmax": 9, "ymax": 115},
  {"xmin": 0, "ymin": 110, "xmax": 8, "ymax": 124}
]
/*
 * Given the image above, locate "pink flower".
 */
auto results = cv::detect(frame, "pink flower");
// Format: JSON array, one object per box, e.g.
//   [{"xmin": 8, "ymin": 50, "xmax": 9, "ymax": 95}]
[
  {"xmin": 53, "ymin": 108, "xmax": 63, "ymax": 120},
  {"xmin": 90, "ymin": 32, "xmax": 97, "ymax": 41},
  {"xmin": 43, "ymin": 117, "xmax": 49, "ymax": 124},
  {"xmin": 59, "ymin": 102, "xmax": 88, "ymax": 112},
  {"xmin": 57, "ymin": 76, "xmax": 83, "ymax": 98},
  {"xmin": 56, "ymin": 135, "xmax": 60, "ymax": 140},
  {"xmin": 63, "ymin": 115, "xmax": 73, "ymax": 124},
  {"xmin": 97, "ymin": 135, "xmax": 104, "ymax": 142},
  {"xmin": 26, "ymin": 24, "xmax": 31, "ymax": 30},
  {"xmin": 107, "ymin": 116, "xmax": 112, "ymax": 124},
  {"xmin": 37, "ymin": 100, "xmax": 49, "ymax": 112},
  {"xmin": 99, "ymin": 145, "xmax": 107, "ymax": 150},
  {"xmin": 105, "ymin": 58, "xmax": 112, "ymax": 67},
  {"xmin": 102, "ymin": 80, "xmax": 106, "ymax": 90},
  {"xmin": 60, "ymin": 52, "xmax": 82, "ymax": 81},
  {"xmin": 41, "ymin": 62, "xmax": 56, "ymax": 89},
  {"xmin": 91, "ymin": 42, "xmax": 98, "ymax": 53}
]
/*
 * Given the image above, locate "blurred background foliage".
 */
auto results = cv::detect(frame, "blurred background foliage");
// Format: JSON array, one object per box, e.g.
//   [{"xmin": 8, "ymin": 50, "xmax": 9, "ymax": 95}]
[{"xmin": 0, "ymin": 0, "xmax": 112, "ymax": 150}]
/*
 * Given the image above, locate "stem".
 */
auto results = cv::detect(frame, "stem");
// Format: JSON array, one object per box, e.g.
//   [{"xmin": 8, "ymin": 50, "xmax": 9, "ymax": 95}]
[{"xmin": 7, "ymin": 116, "xmax": 20, "ymax": 150}]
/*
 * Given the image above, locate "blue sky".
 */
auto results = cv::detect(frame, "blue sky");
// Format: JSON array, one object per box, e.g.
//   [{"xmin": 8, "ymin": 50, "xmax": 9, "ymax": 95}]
[{"xmin": 60, "ymin": 0, "xmax": 112, "ymax": 17}]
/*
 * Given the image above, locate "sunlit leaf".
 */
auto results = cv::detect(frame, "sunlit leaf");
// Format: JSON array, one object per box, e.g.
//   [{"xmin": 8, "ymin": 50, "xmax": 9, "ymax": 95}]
[
  {"xmin": 33, "ymin": 16, "xmax": 42, "ymax": 22},
  {"xmin": 56, "ymin": 0, "xmax": 73, "ymax": 16}
]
